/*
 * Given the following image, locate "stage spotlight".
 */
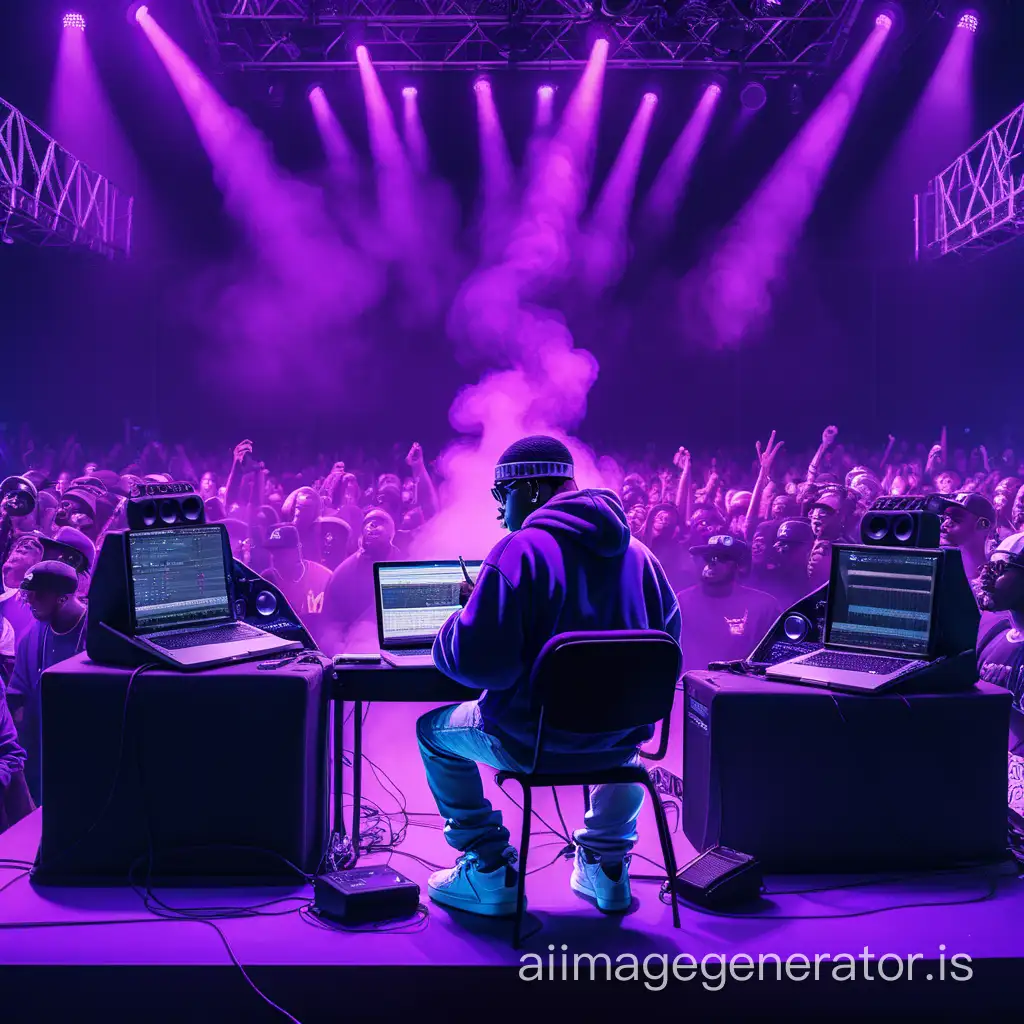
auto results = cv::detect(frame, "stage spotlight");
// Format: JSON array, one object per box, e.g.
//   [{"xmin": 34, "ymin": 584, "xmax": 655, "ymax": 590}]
[
  {"xmin": 63, "ymin": 12, "xmax": 85, "ymax": 30},
  {"xmin": 740, "ymin": 81, "xmax": 767, "ymax": 111},
  {"xmin": 875, "ymin": 11, "xmax": 893, "ymax": 30},
  {"xmin": 708, "ymin": 83, "xmax": 723, "ymax": 98},
  {"xmin": 957, "ymin": 11, "xmax": 979, "ymax": 32},
  {"xmin": 643, "ymin": 92, "xmax": 658, "ymax": 105},
  {"xmin": 474, "ymin": 77, "xmax": 490, "ymax": 93},
  {"xmin": 355, "ymin": 44, "xmax": 368, "ymax": 60},
  {"xmin": 538, "ymin": 85, "xmax": 554, "ymax": 99},
  {"xmin": 130, "ymin": 3, "xmax": 149, "ymax": 23},
  {"xmin": 308, "ymin": 85, "xmax": 325, "ymax": 101},
  {"xmin": 402, "ymin": 86, "xmax": 417, "ymax": 98}
]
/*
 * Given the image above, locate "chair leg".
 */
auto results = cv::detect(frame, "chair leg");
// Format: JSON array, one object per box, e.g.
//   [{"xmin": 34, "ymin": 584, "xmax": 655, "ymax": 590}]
[
  {"xmin": 644, "ymin": 777, "xmax": 681, "ymax": 930},
  {"xmin": 512, "ymin": 784, "xmax": 533, "ymax": 949}
]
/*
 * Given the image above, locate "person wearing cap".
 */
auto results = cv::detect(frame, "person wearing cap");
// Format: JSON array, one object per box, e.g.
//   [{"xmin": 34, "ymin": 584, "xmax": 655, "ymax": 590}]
[
  {"xmin": 1, "ymin": 535, "xmax": 45, "ymax": 648},
  {"xmin": 975, "ymin": 533, "xmax": 1024, "ymax": 819},
  {"xmin": 7, "ymin": 561, "xmax": 87, "ymax": 804},
  {"xmin": 419, "ymin": 435, "xmax": 680, "ymax": 919},
  {"xmin": 262, "ymin": 524, "xmax": 332, "ymax": 645},
  {"xmin": 322, "ymin": 508, "xmax": 401, "ymax": 643},
  {"xmin": 316, "ymin": 517, "xmax": 352, "ymax": 571},
  {"xmin": 766, "ymin": 518, "xmax": 817, "ymax": 607},
  {"xmin": 677, "ymin": 535, "xmax": 780, "ymax": 673},
  {"xmin": 807, "ymin": 491, "xmax": 851, "ymax": 543},
  {"xmin": 937, "ymin": 492, "xmax": 995, "ymax": 586},
  {"xmin": 44, "ymin": 526, "xmax": 96, "ymax": 599}
]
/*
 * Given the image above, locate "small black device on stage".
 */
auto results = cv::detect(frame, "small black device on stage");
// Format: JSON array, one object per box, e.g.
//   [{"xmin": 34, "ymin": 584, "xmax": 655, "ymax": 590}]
[
  {"xmin": 313, "ymin": 866, "xmax": 421, "ymax": 925},
  {"xmin": 667, "ymin": 846, "xmax": 763, "ymax": 910}
]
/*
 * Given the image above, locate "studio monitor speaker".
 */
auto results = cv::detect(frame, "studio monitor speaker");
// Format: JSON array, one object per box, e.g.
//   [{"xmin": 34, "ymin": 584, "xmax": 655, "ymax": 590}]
[
  {"xmin": 126, "ymin": 483, "xmax": 205, "ymax": 532},
  {"xmin": 860, "ymin": 495, "xmax": 944, "ymax": 548}
]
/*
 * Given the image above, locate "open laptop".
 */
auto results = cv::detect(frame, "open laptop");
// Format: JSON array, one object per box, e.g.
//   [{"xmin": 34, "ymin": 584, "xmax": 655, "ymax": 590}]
[
  {"xmin": 375, "ymin": 560, "xmax": 482, "ymax": 668},
  {"xmin": 765, "ymin": 545, "xmax": 940, "ymax": 693},
  {"xmin": 127, "ymin": 525, "xmax": 301, "ymax": 669}
]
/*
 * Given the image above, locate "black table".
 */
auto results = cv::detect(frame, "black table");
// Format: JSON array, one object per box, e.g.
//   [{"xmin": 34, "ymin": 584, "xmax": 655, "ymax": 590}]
[{"xmin": 329, "ymin": 662, "xmax": 480, "ymax": 866}]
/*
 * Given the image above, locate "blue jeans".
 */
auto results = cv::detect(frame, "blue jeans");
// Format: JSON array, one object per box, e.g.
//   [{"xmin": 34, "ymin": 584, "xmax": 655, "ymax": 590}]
[{"xmin": 416, "ymin": 701, "xmax": 646, "ymax": 866}]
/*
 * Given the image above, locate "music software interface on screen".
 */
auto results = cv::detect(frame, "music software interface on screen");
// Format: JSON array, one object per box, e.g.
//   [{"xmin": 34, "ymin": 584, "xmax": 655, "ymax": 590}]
[
  {"xmin": 829, "ymin": 549, "xmax": 939, "ymax": 656},
  {"xmin": 379, "ymin": 563, "xmax": 480, "ymax": 644},
  {"xmin": 130, "ymin": 527, "xmax": 231, "ymax": 633}
]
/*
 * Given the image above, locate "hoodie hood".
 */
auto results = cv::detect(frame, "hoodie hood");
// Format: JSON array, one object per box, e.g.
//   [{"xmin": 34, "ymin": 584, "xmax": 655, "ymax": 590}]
[{"xmin": 523, "ymin": 487, "xmax": 630, "ymax": 558}]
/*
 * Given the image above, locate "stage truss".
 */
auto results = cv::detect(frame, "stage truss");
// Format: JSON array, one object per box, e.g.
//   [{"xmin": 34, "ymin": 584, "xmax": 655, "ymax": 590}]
[
  {"xmin": 917, "ymin": 99, "xmax": 1024, "ymax": 261},
  {"xmin": 190, "ymin": 0, "xmax": 865, "ymax": 71},
  {"xmin": 0, "ymin": 97, "xmax": 133, "ymax": 259}
]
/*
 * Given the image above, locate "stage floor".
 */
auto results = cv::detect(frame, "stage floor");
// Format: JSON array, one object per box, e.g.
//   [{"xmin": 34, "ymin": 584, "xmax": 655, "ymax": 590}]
[{"xmin": 3, "ymin": 701, "xmax": 1024, "ymax": 1020}]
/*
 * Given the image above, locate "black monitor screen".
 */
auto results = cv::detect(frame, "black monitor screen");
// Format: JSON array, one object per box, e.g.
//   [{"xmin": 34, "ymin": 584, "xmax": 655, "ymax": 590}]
[
  {"xmin": 826, "ymin": 547, "xmax": 939, "ymax": 657},
  {"xmin": 129, "ymin": 527, "xmax": 231, "ymax": 633}
]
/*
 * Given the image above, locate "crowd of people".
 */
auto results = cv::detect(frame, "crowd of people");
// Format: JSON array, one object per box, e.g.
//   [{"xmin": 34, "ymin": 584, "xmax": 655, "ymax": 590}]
[{"xmin": 1, "ymin": 422, "xmax": 1023, "ymax": 829}]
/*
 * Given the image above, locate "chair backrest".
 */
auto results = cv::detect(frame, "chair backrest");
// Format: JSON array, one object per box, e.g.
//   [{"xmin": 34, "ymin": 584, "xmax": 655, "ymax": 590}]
[{"xmin": 529, "ymin": 630, "xmax": 681, "ymax": 735}]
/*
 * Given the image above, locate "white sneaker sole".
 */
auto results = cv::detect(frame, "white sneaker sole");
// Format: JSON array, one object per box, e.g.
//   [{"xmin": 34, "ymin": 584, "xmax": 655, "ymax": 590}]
[
  {"xmin": 427, "ymin": 882, "xmax": 521, "ymax": 918},
  {"xmin": 570, "ymin": 868, "xmax": 632, "ymax": 913}
]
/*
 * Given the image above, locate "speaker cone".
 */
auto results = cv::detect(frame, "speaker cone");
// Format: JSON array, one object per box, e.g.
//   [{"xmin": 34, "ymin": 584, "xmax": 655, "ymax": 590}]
[
  {"xmin": 893, "ymin": 513, "xmax": 914, "ymax": 543},
  {"xmin": 181, "ymin": 495, "xmax": 204, "ymax": 522},
  {"xmin": 863, "ymin": 514, "xmax": 889, "ymax": 542},
  {"xmin": 140, "ymin": 500, "xmax": 158, "ymax": 527},
  {"xmin": 159, "ymin": 499, "xmax": 179, "ymax": 525}
]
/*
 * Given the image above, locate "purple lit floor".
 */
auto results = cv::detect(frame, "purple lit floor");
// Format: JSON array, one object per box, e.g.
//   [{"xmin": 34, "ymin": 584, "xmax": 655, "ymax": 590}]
[{"xmin": 2, "ymin": 701, "xmax": 1023, "ymax": 1019}]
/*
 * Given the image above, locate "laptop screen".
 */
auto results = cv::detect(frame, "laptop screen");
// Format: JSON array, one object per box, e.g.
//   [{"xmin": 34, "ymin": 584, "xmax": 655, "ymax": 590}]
[
  {"xmin": 376, "ymin": 561, "xmax": 482, "ymax": 647},
  {"xmin": 129, "ymin": 526, "xmax": 232, "ymax": 634},
  {"xmin": 826, "ymin": 546, "xmax": 940, "ymax": 658}
]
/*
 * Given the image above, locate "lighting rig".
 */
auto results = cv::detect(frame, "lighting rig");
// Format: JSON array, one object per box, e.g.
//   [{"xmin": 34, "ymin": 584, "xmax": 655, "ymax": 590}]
[
  {"xmin": 0, "ymin": 97, "xmax": 133, "ymax": 258},
  {"xmin": 188, "ymin": 0, "xmax": 864, "ymax": 71}
]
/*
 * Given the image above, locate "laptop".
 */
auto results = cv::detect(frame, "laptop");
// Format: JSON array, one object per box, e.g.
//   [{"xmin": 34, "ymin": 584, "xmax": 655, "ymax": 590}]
[
  {"xmin": 374, "ymin": 560, "xmax": 482, "ymax": 668},
  {"xmin": 765, "ymin": 545, "xmax": 940, "ymax": 693},
  {"xmin": 127, "ymin": 525, "xmax": 301, "ymax": 669}
]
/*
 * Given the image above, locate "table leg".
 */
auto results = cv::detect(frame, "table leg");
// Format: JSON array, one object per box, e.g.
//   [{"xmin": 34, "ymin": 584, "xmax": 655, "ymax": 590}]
[
  {"xmin": 332, "ymin": 695, "xmax": 347, "ymax": 850},
  {"xmin": 350, "ymin": 700, "xmax": 363, "ymax": 867}
]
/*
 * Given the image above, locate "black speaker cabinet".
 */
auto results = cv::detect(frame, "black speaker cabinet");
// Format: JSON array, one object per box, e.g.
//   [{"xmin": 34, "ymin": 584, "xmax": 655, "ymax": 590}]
[
  {"xmin": 126, "ymin": 490, "xmax": 205, "ymax": 531},
  {"xmin": 34, "ymin": 653, "xmax": 329, "ymax": 885},
  {"xmin": 682, "ymin": 671, "xmax": 1010, "ymax": 871}
]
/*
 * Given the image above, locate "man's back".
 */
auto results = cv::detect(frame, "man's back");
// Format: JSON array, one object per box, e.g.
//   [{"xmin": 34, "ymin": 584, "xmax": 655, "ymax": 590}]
[{"xmin": 432, "ymin": 488, "xmax": 680, "ymax": 765}]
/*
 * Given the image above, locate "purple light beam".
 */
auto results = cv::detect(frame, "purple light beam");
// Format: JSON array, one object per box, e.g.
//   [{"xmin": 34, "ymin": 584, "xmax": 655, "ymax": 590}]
[{"xmin": 682, "ymin": 18, "xmax": 893, "ymax": 349}]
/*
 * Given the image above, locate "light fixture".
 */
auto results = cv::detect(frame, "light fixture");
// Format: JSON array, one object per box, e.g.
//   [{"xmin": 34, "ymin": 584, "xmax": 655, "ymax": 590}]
[
  {"xmin": 63, "ymin": 12, "xmax": 86, "ymax": 30},
  {"xmin": 402, "ymin": 86, "xmax": 417, "ymax": 98},
  {"xmin": 957, "ymin": 11, "xmax": 979, "ymax": 33},
  {"xmin": 875, "ymin": 11, "xmax": 893, "ymax": 30},
  {"xmin": 740, "ymin": 81, "xmax": 767, "ymax": 111}
]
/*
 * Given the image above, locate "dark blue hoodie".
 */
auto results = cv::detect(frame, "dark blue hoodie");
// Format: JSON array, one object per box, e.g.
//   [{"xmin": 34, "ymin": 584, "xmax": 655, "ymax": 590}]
[{"xmin": 432, "ymin": 488, "xmax": 681, "ymax": 767}]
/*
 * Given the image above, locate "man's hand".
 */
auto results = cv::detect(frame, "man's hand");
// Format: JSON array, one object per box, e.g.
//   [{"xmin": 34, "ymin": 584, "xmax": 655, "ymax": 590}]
[
  {"xmin": 331, "ymin": 461, "xmax": 345, "ymax": 475},
  {"xmin": 821, "ymin": 425, "xmax": 838, "ymax": 448},
  {"xmin": 233, "ymin": 439, "xmax": 254, "ymax": 467},
  {"xmin": 458, "ymin": 580, "xmax": 475, "ymax": 607},
  {"xmin": 755, "ymin": 431, "xmax": 784, "ymax": 476},
  {"xmin": 673, "ymin": 447, "xmax": 691, "ymax": 471},
  {"xmin": 406, "ymin": 443, "xmax": 424, "ymax": 470}
]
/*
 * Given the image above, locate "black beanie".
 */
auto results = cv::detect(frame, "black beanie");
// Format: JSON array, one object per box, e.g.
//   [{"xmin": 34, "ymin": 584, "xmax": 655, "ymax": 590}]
[{"xmin": 495, "ymin": 436, "xmax": 574, "ymax": 484}]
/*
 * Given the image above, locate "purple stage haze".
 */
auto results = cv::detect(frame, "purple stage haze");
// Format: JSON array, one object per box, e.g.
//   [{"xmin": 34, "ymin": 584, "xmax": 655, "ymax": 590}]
[{"xmin": 680, "ymin": 18, "xmax": 893, "ymax": 350}]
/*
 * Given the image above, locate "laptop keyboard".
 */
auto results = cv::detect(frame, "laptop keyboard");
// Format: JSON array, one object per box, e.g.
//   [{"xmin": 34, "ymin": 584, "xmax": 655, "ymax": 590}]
[
  {"xmin": 151, "ymin": 622, "xmax": 264, "ymax": 651},
  {"xmin": 797, "ymin": 651, "xmax": 914, "ymax": 675},
  {"xmin": 387, "ymin": 648, "xmax": 433, "ymax": 659}
]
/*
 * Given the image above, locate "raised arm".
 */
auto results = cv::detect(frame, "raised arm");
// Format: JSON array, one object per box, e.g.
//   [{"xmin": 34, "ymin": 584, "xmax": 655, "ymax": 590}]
[
  {"xmin": 745, "ymin": 431, "xmax": 784, "ymax": 540},
  {"xmin": 806, "ymin": 425, "xmax": 838, "ymax": 485}
]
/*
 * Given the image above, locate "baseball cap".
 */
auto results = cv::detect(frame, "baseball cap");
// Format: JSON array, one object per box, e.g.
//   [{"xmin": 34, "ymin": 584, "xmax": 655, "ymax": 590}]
[
  {"xmin": 46, "ymin": 526, "xmax": 96, "ymax": 575},
  {"xmin": 992, "ymin": 532, "xmax": 1024, "ymax": 570},
  {"xmin": 809, "ymin": 492, "xmax": 844, "ymax": 514},
  {"xmin": 690, "ymin": 534, "xmax": 750, "ymax": 563},
  {"xmin": 776, "ymin": 519, "xmax": 814, "ymax": 546},
  {"xmin": 936, "ymin": 492, "xmax": 995, "ymax": 525},
  {"xmin": 264, "ymin": 523, "xmax": 300, "ymax": 550},
  {"xmin": 20, "ymin": 560, "xmax": 79, "ymax": 596}
]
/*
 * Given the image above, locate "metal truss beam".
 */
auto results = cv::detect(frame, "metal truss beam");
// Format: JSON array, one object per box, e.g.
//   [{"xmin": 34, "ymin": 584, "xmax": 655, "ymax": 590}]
[
  {"xmin": 0, "ymin": 97, "xmax": 133, "ymax": 259},
  {"xmin": 917, "ymin": 99, "xmax": 1024, "ymax": 261},
  {"xmin": 192, "ymin": 0, "xmax": 863, "ymax": 71}
]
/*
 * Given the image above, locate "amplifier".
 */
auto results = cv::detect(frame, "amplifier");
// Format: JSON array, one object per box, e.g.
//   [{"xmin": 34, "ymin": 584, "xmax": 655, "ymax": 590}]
[{"xmin": 314, "ymin": 866, "xmax": 421, "ymax": 925}]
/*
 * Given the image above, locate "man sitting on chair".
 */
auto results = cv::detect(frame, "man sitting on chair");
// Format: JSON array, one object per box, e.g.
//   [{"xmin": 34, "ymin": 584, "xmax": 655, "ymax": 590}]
[{"xmin": 417, "ymin": 436, "xmax": 681, "ymax": 918}]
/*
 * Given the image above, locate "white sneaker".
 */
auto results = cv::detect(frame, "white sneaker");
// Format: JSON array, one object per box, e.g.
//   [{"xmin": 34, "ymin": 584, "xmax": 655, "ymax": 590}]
[
  {"xmin": 427, "ymin": 850, "xmax": 521, "ymax": 917},
  {"xmin": 570, "ymin": 848, "xmax": 632, "ymax": 912}
]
